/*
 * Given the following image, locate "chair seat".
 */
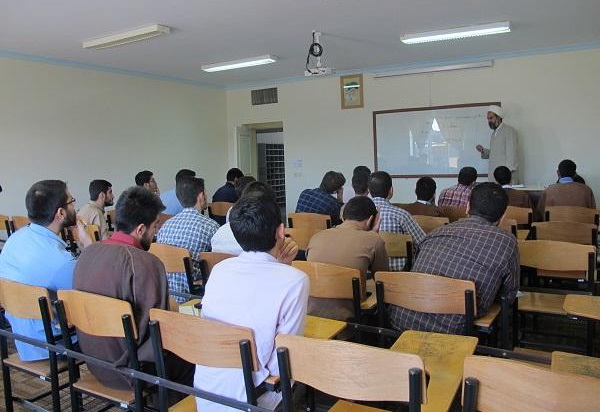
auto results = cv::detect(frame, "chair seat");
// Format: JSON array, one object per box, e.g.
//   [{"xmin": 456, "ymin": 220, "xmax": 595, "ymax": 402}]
[
  {"xmin": 3, "ymin": 353, "xmax": 68, "ymax": 377},
  {"xmin": 330, "ymin": 399, "xmax": 389, "ymax": 412},
  {"xmin": 518, "ymin": 292, "xmax": 566, "ymax": 315},
  {"xmin": 74, "ymin": 372, "xmax": 136, "ymax": 405},
  {"xmin": 360, "ymin": 293, "xmax": 377, "ymax": 310},
  {"xmin": 169, "ymin": 395, "xmax": 196, "ymax": 412},
  {"xmin": 474, "ymin": 302, "xmax": 501, "ymax": 328}
]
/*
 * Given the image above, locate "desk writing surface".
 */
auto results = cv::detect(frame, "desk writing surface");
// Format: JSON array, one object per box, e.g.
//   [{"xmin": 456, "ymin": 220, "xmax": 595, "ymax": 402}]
[
  {"xmin": 391, "ymin": 330, "xmax": 477, "ymax": 412},
  {"xmin": 303, "ymin": 315, "xmax": 347, "ymax": 340},
  {"xmin": 563, "ymin": 294, "xmax": 600, "ymax": 321},
  {"xmin": 552, "ymin": 351, "xmax": 600, "ymax": 379}
]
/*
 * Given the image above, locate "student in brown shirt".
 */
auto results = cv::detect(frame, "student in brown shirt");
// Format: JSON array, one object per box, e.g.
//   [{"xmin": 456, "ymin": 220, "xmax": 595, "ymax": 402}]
[
  {"xmin": 399, "ymin": 177, "xmax": 447, "ymax": 217},
  {"xmin": 537, "ymin": 159, "xmax": 596, "ymax": 217},
  {"xmin": 306, "ymin": 196, "xmax": 388, "ymax": 320},
  {"xmin": 493, "ymin": 166, "xmax": 532, "ymax": 209}
]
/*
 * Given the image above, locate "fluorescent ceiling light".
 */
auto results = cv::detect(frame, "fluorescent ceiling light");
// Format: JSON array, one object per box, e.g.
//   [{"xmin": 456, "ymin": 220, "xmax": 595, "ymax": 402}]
[
  {"xmin": 83, "ymin": 24, "xmax": 170, "ymax": 50},
  {"xmin": 201, "ymin": 55, "xmax": 278, "ymax": 72},
  {"xmin": 373, "ymin": 61, "xmax": 493, "ymax": 78},
  {"xmin": 401, "ymin": 21, "xmax": 510, "ymax": 44}
]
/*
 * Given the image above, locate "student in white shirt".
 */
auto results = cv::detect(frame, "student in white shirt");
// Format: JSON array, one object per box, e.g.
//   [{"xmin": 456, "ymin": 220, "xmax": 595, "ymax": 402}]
[{"xmin": 195, "ymin": 191, "xmax": 309, "ymax": 412}]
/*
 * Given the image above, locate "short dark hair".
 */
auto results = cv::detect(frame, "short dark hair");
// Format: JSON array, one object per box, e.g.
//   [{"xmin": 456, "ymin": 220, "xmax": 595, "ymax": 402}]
[
  {"xmin": 226, "ymin": 168, "xmax": 244, "ymax": 182},
  {"xmin": 319, "ymin": 171, "xmax": 346, "ymax": 193},
  {"xmin": 353, "ymin": 165, "xmax": 371, "ymax": 176},
  {"xmin": 175, "ymin": 169, "xmax": 196, "ymax": 183},
  {"xmin": 415, "ymin": 177, "xmax": 436, "ymax": 201},
  {"xmin": 241, "ymin": 181, "xmax": 276, "ymax": 200},
  {"xmin": 26, "ymin": 180, "xmax": 68, "ymax": 226},
  {"xmin": 176, "ymin": 177, "xmax": 205, "ymax": 208},
  {"xmin": 89, "ymin": 179, "xmax": 112, "ymax": 201},
  {"xmin": 230, "ymin": 195, "xmax": 282, "ymax": 252},
  {"xmin": 343, "ymin": 196, "xmax": 377, "ymax": 222},
  {"xmin": 369, "ymin": 171, "xmax": 392, "ymax": 198},
  {"xmin": 573, "ymin": 174, "xmax": 586, "ymax": 184},
  {"xmin": 493, "ymin": 166, "xmax": 512, "ymax": 186},
  {"xmin": 235, "ymin": 176, "xmax": 257, "ymax": 198},
  {"xmin": 468, "ymin": 182, "xmax": 508, "ymax": 223},
  {"xmin": 352, "ymin": 173, "xmax": 369, "ymax": 196},
  {"xmin": 558, "ymin": 159, "xmax": 577, "ymax": 178},
  {"xmin": 115, "ymin": 186, "xmax": 165, "ymax": 233},
  {"xmin": 135, "ymin": 170, "xmax": 153, "ymax": 186},
  {"xmin": 458, "ymin": 167, "xmax": 478, "ymax": 186}
]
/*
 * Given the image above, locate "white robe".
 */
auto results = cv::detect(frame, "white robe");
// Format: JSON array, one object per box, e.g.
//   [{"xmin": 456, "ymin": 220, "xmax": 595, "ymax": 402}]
[{"xmin": 481, "ymin": 122, "xmax": 519, "ymax": 183}]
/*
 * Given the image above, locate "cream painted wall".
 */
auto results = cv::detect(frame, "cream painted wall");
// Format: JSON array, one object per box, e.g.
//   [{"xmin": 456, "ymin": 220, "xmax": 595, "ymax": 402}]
[
  {"xmin": 0, "ymin": 58, "xmax": 228, "ymax": 216},
  {"xmin": 226, "ymin": 48, "xmax": 600, "ymax": 214}
]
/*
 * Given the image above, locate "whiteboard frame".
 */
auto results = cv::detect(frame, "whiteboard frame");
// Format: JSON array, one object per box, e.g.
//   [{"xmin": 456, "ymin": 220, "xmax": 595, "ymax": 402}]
[{"xmin": 373, "ymin": 102, "xmax": 500, "ymax": 178}]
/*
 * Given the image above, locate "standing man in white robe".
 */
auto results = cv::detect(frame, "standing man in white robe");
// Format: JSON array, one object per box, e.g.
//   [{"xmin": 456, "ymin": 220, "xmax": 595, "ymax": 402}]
[{"xmin": 476, "ymin": 105, "xmax": 519, "ymax": 183}]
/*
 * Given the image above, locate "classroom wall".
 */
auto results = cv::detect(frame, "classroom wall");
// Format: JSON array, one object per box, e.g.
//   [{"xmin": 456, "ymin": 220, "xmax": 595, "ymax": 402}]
[
  {"xmin": 0, "ymin": 58, "xmax": 228, "ymax": 216},
  {"xmin": 225, "ymin": 48, "xmax": 600, "ymax": 213}
]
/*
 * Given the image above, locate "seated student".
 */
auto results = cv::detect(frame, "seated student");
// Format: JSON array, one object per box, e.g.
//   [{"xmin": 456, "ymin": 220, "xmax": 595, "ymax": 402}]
[
  {"xmin": 537, "ymin": 159, "xmax": 596, "ymax": 216},
  {"xmin": 370, "ymin": 171, "xmax": 425, "ymax": 271},
  {"xmin": 0, "ymin": 180, "xmax": 91, "ymax": 361},
  {"xmin": 388, "ymin": 183, "xmax": 519, "ymax": 334},
  {"xmin": 157, "ymin": 176, "xmax": 220, "ymax": 302},
  {"xmin": 160, "ymin": 169, "xmax": 196, "ymax": 215},
  {"xmin": 493, "ymin": 166, "xmax": 532, "ymax": 209},
  {"xmin": 400, "ymin": 177, "xmax": 447, "ymax": 217},
  {"xmin": 296, "ymin": 171, "xmax": 346, "ymax": 226},
  {"xmin": 135, "ymin": 170, "xmax": 160, "ymax": 196},
  {"xmin": 212, "ymin": 168, "xmax": 245, "ymax": 225},
  {"xmin": 195, "ymin": 193, "xmax": 309, "ymax": 411},
  {"xmin": 342, "ymin": 165, "xmax": 371, "ymax": 203},
  {"xmin": 306, "ymin": 196, "xmax": 388, "ymax": 320},
  {"xmin": 438, "ymin": 167, "xmax": 478, "ymax": 208},
  {"xmin": 74, "ymin": 187, "xmax": 193, "ymax": 391},
  {"xmin": 78, "ymin": 179, "xmax": 114, "ymax": 240}
]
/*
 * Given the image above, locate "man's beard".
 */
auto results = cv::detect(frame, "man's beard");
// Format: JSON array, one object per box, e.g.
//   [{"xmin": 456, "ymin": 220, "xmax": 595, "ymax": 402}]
[
  {"xmin": 62, "ymin": 209, "xmax": 77, "ymax": 229},
  {"xmin": 140, "ymin": 232, "xmax": 153, "ymax": 251},
  {"xmin": 488, "ymin": 121, "xmax": 498, "ymax": 130}
]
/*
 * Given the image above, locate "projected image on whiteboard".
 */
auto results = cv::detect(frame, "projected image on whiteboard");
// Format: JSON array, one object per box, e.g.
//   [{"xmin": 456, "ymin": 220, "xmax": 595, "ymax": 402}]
[{"xmin": 374, "ymin": 103, "xmax": 496, "ymax": 177}]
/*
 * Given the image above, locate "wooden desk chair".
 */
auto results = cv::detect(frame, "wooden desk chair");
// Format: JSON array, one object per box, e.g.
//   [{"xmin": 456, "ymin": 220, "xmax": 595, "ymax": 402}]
[
  {"xmin": 551, "ymin": 350, "xmax": 600, "ymax": 379},
  {"xmin": 413, "ymin": 215, "xmax": 449, "ymax": 234},
  {"xmin": 374, "ymin": 271, "xmax": 479, "ymax": 337},
  {"xmin": 149, "ymin": 243, "xmax": 201, "ymax": 297},
  {"xmin": 292, "ymin": 261, "xmax": 369, "ymax": 325},
  {"xmin": 545, "ymin": 205, "xmax": 600, "ymax": 225},
  {"xmin": 284, "ymin": 227, "xmax": 322, "ymax": 251},
  {"xmin": 276, "ymin": 334, "xmax": 426, "ymax": 412},
  {"xmin": 443, "ymin": 207, "xmax": 467, "ymax": 223},
  {"xmin": 0, "ymin": 214, "xmax": 10, "ymax": 238},
  {"xmin": 563, "ymin": 294, "xmax": 600, "ymax": 356},
  {"xmin": 105, "ymin": 209, "xmax": 116, "ymax": 232},
  {"xmin": 0, "ymin": 279, "xmax": 66, "ymax": 412},
  {"xmin": 504, "ymin": 205, "xmax": 533, "ymax": 228},
  {"xmin": 287, "ymin": 212, "xmax": 331, "ymax": 229},
  {"xmin": 66, "ymin": 224, "xmax": 100, "ymax": 254},
  {"xmin": 498, "ymin": 218, "xmax": 518, "ymax": 237},
  {"xmin": 378, "ymin": 232, "xmax": 413, "ymax": 271},
  {"xmin": 55, "ymin": 290, "xmax": 144, "ymax": 412},
  {"xmin": 462, "ymin": 355, "xmax": 600, "ymax": 412},
  {"xmin": 198, "ymin": 251, "xmax": 235, "ymax": 286},
  {"xmin": 10, "ymin": 215, "xmax": 30, "ymax": 233},
  {"xmin": 531, "ymin": 221, "xmax": 598, "ymax": 245},
  {"xmin": 208, "ymin": 202, "xmax": 234, "ymax": 225},
  {"xmin": 149, "ymin": 308, "xmax": 261, "ymax": 411}
]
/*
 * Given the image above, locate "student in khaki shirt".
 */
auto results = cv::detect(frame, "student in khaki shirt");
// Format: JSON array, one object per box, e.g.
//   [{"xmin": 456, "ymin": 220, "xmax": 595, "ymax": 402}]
[
  {"xmin": 306, "ymin": 196, "xmax": 388, "ymax": 320},
  {"xmin": 77, "ymin": 179, "xmax": 114, "ymax": 239}
]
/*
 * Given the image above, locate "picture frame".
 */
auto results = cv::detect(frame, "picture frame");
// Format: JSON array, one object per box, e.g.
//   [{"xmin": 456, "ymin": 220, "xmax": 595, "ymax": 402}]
[{"xmin": 340, "ymin": 74, "xmax": 364, "ymax": 109}]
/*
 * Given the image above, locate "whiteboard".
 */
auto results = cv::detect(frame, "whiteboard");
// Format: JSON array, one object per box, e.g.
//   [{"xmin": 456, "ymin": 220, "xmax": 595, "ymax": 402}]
[{"xmin": 373, "ymin": 103, "xmax": 499, "ymax": 177}]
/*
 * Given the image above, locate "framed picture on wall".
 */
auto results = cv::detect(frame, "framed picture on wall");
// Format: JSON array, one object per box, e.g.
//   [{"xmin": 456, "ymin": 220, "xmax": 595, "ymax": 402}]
[{"xmin": 340, "ymin": 74, "xmax": 364, "ymax": 109}]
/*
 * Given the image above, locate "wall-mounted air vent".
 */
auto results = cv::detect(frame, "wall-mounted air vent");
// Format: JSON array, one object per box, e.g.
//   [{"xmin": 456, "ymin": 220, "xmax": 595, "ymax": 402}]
[{"xmin": 251, "ymin": 88, "xmax": 278, "ymax": 105}]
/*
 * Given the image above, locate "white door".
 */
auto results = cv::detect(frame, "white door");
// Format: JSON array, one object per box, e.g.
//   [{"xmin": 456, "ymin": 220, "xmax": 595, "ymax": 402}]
[{"xmin": 236, "ymin": 125, "xmax": 257, "ymax": 177}]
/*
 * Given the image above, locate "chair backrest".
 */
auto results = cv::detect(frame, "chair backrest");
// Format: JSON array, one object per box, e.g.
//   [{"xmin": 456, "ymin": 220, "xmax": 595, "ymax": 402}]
[
  {"xmin": 11, "ymin": 215, "xmax": 30, "ymax": 231},
  {"xmin": 444, "ymin": 207, "xmax": 467, "ymax": 222},
  {"xmin": 462, "ymin": 355, "xmax": 600, "ymax": 412},
  {"xmin": 69, "ymin": 224, "xmax": 101, "ymax": 243},
  {"xmin": 412, "ymin": 215, "xmax": 449, "ymax": 234},
  {"xmin": 209, "ymin": 202, "xmax": 234, "ymax": 218},
  {"xmin": 155, "ymin": 213, "xmax": 173, "ymax": 232},
  {"xmin": 532, "ymin": 221, "xmax": 597, "ymax": 245},
  {"xmin": 149, "ymin": 243, "xmax": 190, "ymax": 273},
  {"xmin": 106, "ymin": 209, "xmax": 116, "ymax": 231},
  {"xmin": 375, "ymin": 271, "xmax": 477, "ymax": 316},
  {"xmin": 292, "ymin": 261, "xmax": 364, "ymax": 300},
  {"xmin": 149, "ymin": 308, "xmax": 258, "ymax": 370},
  {"xmin": 0, "ymin": 278, "xmax": 52, "ymax": 320},
  {"xmin": 0, "ymin": 214, "xmax": 10, "ymax": 237},
  {"xmin": 518, "ymin": 240, "xmax": 595, "ymax": 280},
  {"xmin": 378, "ymin": 232, "xmax": 413, "ymax": 259},
  {"xmin": 504, "ymin": 206, "xmax": 533, "ymax": 227},
  {"xmin": 498, "ymin": 218, "xmax": 518, "ymax": 237},
  {"xmin": 276, "ymin": 334, "xmax": 426, "ymax": 404},
  {"xmin": 285, "ymin": 227, "xmax": 322, "ymax": 250},
  {"xmin": 56, "ymin": 290, "xmax": 137, "ymax": 339},
  {"xmin": 199, "ymin": 251, "xmax": 235, "ymax": 284},
  {"xmin": 545, "ymin": 205, "xmax": 599, "ymax": 225},
  {"xmin": 287, "ymin": 213, "xmax": 331, "ymax": 229}
]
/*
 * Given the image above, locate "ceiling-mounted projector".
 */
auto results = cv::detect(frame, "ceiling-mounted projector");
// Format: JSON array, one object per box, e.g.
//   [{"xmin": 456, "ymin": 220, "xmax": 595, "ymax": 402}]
[{"xmin": 305, "ymin": 31, "xmax": 335, "ymax": 77}]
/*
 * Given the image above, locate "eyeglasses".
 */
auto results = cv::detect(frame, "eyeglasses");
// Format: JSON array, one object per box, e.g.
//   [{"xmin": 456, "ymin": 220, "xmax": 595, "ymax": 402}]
[{"xmin": 64, "ymin": 198, "xmax": 76, "ymax": 206}]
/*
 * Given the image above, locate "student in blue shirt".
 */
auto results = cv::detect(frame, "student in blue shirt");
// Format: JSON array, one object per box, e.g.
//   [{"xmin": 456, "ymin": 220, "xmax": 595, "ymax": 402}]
[{"xmin": 0, "ymin": 180, "xmax": 92, "ymax": 361}]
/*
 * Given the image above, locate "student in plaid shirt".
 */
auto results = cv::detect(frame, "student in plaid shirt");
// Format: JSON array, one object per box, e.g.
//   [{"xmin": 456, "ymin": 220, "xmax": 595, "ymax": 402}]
[
  {"xmin": 157, "ymin": 176, "xmax": 219, "ymax": 301},
  {"xmin": 369, "ymin": 171, "xmax": 426, "ymax": 270},
  {"xmin": 389, "ymin": 182, "xmax": 519, "ymax": 335},
  {"xmin": 437, "ymin": 166, "xmax": 478, "ymax": 208},
  {"xmin": 295, "ymin": 171, "xmax": 345, "ymax": 226}
]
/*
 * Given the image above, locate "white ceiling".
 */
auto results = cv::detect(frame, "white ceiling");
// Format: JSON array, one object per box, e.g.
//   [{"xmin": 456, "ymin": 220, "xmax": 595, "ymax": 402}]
[{"xmin": 2, "ymin": 0, "xmax": 600, "ymax": 89}]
